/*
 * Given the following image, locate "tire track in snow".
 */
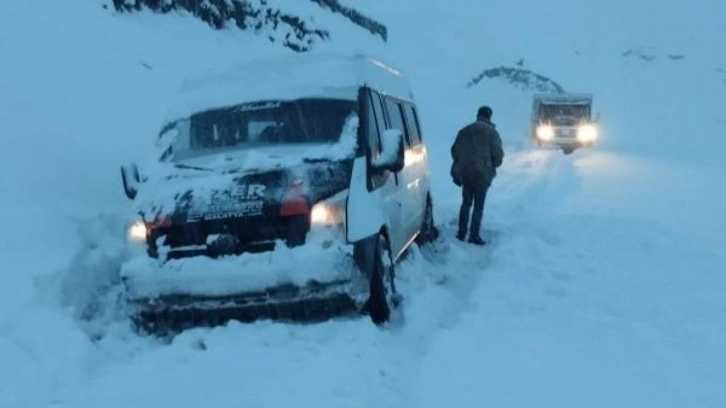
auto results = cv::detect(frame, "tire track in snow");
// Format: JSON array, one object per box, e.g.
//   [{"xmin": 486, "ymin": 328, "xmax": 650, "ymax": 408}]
[
  {"xmin": 364, "ymin": 226, "xmax": 502, "ymax": 407},
  {"xmin": 369, "ymin": 149, "xmax": 574, "ymax": 406},
  {"xmin": 411, "ymin": 147, "xmax": 726, "ymax": 408}
]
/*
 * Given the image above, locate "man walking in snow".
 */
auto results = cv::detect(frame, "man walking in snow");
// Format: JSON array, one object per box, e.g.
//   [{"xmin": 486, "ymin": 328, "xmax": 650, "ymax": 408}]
[{"xmin": 450, "ymin": 106, "xmax": 504, "ymax": 245}]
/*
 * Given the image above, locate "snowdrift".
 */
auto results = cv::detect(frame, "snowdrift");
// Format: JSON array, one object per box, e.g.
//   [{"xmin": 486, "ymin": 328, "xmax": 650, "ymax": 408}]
[{"xmin": 1, "ymin": 0, "xmax": 725, "ymax": 407}]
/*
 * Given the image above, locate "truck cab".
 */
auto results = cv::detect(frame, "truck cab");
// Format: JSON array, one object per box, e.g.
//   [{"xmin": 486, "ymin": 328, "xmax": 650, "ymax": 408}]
[{"xmin": 530, "ymin": 93, "xmax": 600, "ymax": 154}]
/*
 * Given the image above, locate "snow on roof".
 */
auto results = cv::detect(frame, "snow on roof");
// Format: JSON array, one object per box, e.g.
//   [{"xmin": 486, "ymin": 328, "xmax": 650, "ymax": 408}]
[
  {"xmin": 164, "ymin": 53, "xmax": 414, "ymax": 122},
  {"xmin": 534, "ymin": 93, "xmax": 593, "ymax": 105}
]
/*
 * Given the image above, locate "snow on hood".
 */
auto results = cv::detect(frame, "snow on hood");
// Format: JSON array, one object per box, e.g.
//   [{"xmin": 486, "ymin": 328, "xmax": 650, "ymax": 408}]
[{"xmin": 132, "ymin": 115, "xmax": 359, "ymax": 220}]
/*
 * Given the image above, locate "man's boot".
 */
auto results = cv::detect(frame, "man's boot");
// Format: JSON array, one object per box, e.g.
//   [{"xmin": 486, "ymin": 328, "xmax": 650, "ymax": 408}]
[{"xmin": 468, "ymin": 235, "xmax": 486, "ymax": 246}]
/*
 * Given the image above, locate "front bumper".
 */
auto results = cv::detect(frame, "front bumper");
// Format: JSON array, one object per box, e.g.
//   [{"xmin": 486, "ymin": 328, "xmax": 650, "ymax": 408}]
[
  {"xmin": 539, "ymin": 137, "xmax": 581, "ymax": 147},
  {"xmin": 132, "ymin": 280, "xmax": 361, "ymax": 331},
  {"xmin": 534, "ymin": 126, "xmax": 597, "ymax": 149},
  {"xmin": 121, "ymin": 235, "xmax": 366, "ymax": 329}
]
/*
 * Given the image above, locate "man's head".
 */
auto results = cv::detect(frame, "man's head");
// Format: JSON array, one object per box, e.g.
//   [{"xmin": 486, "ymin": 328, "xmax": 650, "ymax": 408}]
[{"xmin": 477, "ymin": 106, "xmax": 493, "ymax": 121}]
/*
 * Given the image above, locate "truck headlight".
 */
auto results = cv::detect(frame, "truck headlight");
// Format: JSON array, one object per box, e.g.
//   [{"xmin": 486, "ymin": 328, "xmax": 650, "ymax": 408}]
[
  {"xmin": 127, "ymin": 220, "xmax": 148, "ymax": 242},
  {"xmin": 536, "ymin": 125, "xmax": 555, "ymax": 141},
  {"xmin": 577, "ymin": 124, "xmax": 598, "ymax": 142},
  {"xmin": 310, "ymin": 201, "xmax": 343, "ymax": 227}
]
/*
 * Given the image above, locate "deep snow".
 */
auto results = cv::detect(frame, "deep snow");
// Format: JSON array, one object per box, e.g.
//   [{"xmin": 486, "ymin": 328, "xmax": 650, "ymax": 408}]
[{"xmin": 1, "ymin": 1, "xmax": 725, "ymax": 407}]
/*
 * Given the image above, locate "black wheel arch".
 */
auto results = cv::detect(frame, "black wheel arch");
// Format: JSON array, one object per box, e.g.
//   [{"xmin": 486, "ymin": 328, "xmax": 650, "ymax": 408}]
[
  {"xmin": 415, "ymin": 193, "xmax": 438, "ymax": 245},
  {"xmin": 356, "ymin": 227, "xmax": 395, "ymax": 325},
  {"xmin": 353, "ymin": 226, "xmax": 391, "ymax": 278}
]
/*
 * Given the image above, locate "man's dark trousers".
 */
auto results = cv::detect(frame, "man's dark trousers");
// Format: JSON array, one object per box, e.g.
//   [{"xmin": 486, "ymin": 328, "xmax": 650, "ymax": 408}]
[{"xmin": 458, "ymin": 178, "xmax": 489, "ymax": 239}]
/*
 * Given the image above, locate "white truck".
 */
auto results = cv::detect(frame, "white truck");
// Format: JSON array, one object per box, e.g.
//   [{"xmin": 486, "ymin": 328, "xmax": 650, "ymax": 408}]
[{"xmin": 530, "ymin": 93, "xmax": 600, "ymax": 154}]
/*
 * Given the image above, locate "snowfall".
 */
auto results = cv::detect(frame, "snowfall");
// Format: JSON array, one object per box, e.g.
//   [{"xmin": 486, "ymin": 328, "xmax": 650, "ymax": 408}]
[{"xmin": 1, "ymin": 1, "xmax": 725, "ymax": 407}]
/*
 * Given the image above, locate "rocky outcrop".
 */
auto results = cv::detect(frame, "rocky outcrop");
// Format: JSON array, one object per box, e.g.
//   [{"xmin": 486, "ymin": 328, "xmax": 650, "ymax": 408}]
[
  {"xmin": 111, "ymin": 0, "xmax": 386, "ymax": 52},
  {"xmin": 468, "ymin": 66, "xmax": 565, "ymax": 94},
  {"xmin": 309, "ymin": 0, "xmax": 387, "ymax": 41},
  {"xmin": 621, "ymin": 47, "xmax": 687, "ymax": 63}
]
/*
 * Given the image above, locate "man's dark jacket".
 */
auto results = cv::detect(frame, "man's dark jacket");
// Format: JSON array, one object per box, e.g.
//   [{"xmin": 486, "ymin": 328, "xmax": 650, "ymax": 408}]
[{"xmin": 451, "ymin": 120, "xmax": 504, "ymax": 186}]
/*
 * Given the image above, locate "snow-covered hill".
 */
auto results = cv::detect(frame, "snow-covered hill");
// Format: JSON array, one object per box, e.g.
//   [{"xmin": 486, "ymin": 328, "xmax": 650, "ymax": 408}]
[{"xmin": 1, "ymin": 1, "xmax": 725, "ymax": 407}]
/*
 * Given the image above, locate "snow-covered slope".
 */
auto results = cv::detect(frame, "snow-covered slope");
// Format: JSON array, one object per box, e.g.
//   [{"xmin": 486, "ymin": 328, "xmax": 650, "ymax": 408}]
[{"xmin": 1, "ymin": 1, "xmax": 725, "ymax": 407}]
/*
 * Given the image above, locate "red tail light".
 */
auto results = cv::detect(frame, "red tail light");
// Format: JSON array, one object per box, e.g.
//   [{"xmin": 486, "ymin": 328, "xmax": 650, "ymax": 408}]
[{"xmin": 280, "ymin": 178, "xmax": 309, "ymax": 216}]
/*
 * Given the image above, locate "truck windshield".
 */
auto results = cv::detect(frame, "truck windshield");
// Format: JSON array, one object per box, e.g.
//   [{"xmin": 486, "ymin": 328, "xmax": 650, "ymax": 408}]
[
  {"xmin": 163, "ymin": 98, "xmax": 357, "ymax": 161},
  {"xmin": 539, "ymin": 104, "xmax": 590, "ymax": 120}
]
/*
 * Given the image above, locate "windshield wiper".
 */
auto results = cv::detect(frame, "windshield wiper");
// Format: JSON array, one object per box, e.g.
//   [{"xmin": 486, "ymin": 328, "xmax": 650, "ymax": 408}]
[
  {"xmin": 174, "ymin": 163, "xmax": 214, "ymax": 172},
  {"xmin": 302, "ymin": 157, "xmax": 331, "ymax": 164}
]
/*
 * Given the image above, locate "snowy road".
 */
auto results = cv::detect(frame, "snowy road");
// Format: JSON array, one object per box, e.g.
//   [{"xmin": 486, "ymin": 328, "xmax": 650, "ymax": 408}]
[
  {"xmin": 6, "ymin": 149, "xmax": 720, "ymax": 408},
  {"xmin": 417, "ymin": 150, "xmax": 726, "ymax": 407},
  {"xmin": 3, "ymin": 0, "xmax": 726, "ymax": 406}
]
